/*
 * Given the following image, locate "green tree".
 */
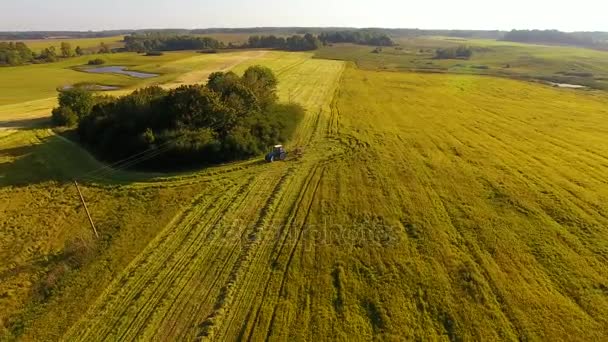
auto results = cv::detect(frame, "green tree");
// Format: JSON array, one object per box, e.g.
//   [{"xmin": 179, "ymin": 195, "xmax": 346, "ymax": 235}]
[
  {"xmin": 60, "ymin": 42, "xmax": 73, "ymax": 58},
  {"xmin": 57, "ymin": 88, "xmax": 95, "ymax": 119},
  {"xmin": 164, "ymin": 85, "xmax": 228, "ymax": 129},
  {"xmin": 207, "ymin": 72, "xmax": 243, "ymax": 96},
  {"xmin": 75, "ymin": 46, "xmax": 84, "ymax": 56},
  {"xmin": 241, "ymin": 66, "xmax": 278, "ymax": 109},
  {"xmin": 98, "ymin": 42, "xmax": 111, "ymax": 54},
  {"xmin": 38, "ymin": 46, "xmax": 57, "ymax": 62},
  {"xmin": 51, "ymin": 106, "xmax": 78, "ymax": 127}
]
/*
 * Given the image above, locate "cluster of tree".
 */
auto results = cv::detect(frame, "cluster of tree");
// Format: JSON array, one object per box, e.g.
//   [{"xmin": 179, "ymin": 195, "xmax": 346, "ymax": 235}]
[
  {"xmin": 0, "ymin": 41, "xmax": 87, "ymax": 66},
  {"xmin": 0, "ymin": 42, "xmax": 34, "ymax": 65},
  {"xmin": 87, "ymin": 58, "xmax": 105, "ymax": 65},
  {"xmin": 502, "ymin": 30, "xmax": 596, "ymax": 47},
  {"xmin": 247, "ymin": 34, "xmax": 321, "ymax": 51},
  {"xmin": 124, "ymin": 33, "xmax": 223, "ymax": 53},
  {"xmin": 318, "ymin": 30, "xmax": 394, "ymax": 46},
  {"xmin": 53, "ymin": 66, "xmax": 304, "ymax": 169},
  {"xmin": 434, "ymin": 46, "xmax": 473, "ymax": 59}
]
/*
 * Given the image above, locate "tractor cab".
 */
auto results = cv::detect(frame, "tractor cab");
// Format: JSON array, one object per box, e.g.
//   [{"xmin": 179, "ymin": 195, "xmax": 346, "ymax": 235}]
[{"xmin": 265, "ymin": 145, "xmax": 287, "ymax": 162}]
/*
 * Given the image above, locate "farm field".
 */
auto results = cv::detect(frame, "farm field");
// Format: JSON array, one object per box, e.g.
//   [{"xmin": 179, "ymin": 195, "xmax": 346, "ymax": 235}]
[
  {"xmin": 316, "ymin": 37, "xmax": 608, "ymax": 90},
  {"xmin": 2, "ymin": 49, "xmax": 608, "ymax": 340}
]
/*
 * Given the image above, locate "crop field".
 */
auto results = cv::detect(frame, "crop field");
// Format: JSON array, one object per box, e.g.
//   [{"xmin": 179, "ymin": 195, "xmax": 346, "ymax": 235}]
[{"xmin": 2, "ymin": 48, "xmax": 608, "ymax": 340}]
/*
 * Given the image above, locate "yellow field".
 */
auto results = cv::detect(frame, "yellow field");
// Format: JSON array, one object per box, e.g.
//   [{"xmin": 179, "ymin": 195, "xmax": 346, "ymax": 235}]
[{"xmin": 1, "ymin": 51, "xmax": 608, "ymax": 340}]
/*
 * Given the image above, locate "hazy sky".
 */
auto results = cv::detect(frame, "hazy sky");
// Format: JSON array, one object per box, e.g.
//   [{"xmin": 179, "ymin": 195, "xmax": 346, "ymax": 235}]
[{"xmin": 2, "ymin": 0, "xmax": 607, "ymax": 32}]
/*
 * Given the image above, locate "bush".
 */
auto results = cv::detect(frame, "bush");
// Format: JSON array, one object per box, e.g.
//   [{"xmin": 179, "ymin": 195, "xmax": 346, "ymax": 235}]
[
  {"xmin": 50, "ymin": 88, "xmax": 102, "ymax": 127},
  {"xmin": 51, "ymin": 106, "xmax": 78, "ymax": 127},
  {"xmin": 435, "ymin": 45, "xmax": 473, "ymax": 59},
  {"xmin": 87, "ymin": 58, "xmax": 105, "ymax": 65},
  {"xmin": 145, "ymin": 51, "xmax": 164, "ymax": 56},
  {"xmin": 57, "ymin": 87, "xmax": 95, "ymax": 118}
]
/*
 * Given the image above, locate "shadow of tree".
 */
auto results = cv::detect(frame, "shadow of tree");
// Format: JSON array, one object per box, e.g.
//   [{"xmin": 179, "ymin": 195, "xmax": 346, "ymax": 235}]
[
  {"xmin": 0, "ymin": 131, "xmax": 163, "ymax": 187},
  {"xmin": 0, "ymin": 117, "xmax": 51, "ymax": 129}
]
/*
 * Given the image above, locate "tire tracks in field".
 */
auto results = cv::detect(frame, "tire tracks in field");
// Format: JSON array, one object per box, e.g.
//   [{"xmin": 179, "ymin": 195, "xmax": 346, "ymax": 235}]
[
  {"xmin": 262, "ymin": 167, "xmax": 325, "ymax": 341},
  {"xmin": 194, "ymin": 167, "xmax": 293, "ymax": 340},
  {"xmin": 65, "ymin": 177, "xmax": 251, "ymax": 340},
  {"xmin": 115, "ymin": 176, "xmax": 262, "ymax": 341},
  {"xmin": 219, "ymin": 165, "xmax": 326, "ymax": 342}
]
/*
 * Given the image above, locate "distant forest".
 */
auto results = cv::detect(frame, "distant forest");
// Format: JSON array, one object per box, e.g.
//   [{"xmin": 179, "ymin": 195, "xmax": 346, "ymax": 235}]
[
  {"xmin": 318, "ymin": 30, "xmax": 394, "ymax": 46},
  {"xmin": 124, "ymin": 33, "xmax": 223, "ymax": 52},
  {"xmin": 502, "ymin": 30, "xmax": 608, "ymax": 48},
  {"xmin": 247, "ymin": 34, "xmax": 321, "ymax": 51},
  {"xmin": 125, "ymin": 30, "xmax": 394, "ymax": 53}
]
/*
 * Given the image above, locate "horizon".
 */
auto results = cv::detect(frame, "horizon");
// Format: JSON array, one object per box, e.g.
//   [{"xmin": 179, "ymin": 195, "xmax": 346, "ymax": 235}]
[
  {"xmin": 2, "ymin": 0, "xmax": 607, "ymax": 32},
  {"xmin": 1, "ymin": 27, "xmax": 606, "ymax": 34}
]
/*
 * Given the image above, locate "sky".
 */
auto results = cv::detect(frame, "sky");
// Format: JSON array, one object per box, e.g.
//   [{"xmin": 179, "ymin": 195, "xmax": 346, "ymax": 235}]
[{"xmin": 1, "ymin": 0, "xmax": 607, "ymax": 32}]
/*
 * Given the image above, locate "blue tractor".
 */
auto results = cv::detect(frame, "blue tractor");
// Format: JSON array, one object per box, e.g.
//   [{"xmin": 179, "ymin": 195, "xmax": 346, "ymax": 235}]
[{"xmin": 265, "ymin": 145, "xmax": 287, "ymax": 162}]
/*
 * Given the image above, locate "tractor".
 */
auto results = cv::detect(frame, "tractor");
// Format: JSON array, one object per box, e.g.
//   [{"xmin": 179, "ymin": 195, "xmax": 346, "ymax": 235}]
[{"xmin": 265, "ymin": 145, "xmax": 287, "ymax": 162}]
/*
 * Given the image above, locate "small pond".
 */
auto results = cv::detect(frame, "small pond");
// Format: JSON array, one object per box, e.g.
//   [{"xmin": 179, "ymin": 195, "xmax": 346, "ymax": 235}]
[
  {"xmin": 547, "ymin": 82, "xmax": 586, "ymax": 89},
  {"xmin": 82, "ymin": 66, "xmax": 158, "ymax": 79},
  {"xmin": 62, "ymin": 84, "xmax": 120, "ymax": 91}
]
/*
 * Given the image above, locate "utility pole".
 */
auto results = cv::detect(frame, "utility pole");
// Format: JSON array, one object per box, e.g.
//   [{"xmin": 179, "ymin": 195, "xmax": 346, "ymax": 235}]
[{"xmin": 74, "ymin": 180, "xmax": 99, "ymax": 239}]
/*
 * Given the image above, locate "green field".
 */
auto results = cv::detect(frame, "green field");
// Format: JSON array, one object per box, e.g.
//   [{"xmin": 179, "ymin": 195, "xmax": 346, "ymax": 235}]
[
  {"xmin": 1, "ymin": 44, "xmax": 608, "ymax": 340},
  {"xmin": 316, "ymin": 37, "xmax": 608, "ymax": 90}
]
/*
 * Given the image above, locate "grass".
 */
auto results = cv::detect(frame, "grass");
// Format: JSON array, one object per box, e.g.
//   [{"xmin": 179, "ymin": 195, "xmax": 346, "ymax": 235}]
[
  {"xmin": 2, "ymin": 48, "xmax": 608, "ymax": 341},
  {"xmin": 0, "ymin": 51, "xmax": 264, "ymax": 109},
  {"xmin": 316, "ymin": 36, "xmax": 608, "ymax": 90}
]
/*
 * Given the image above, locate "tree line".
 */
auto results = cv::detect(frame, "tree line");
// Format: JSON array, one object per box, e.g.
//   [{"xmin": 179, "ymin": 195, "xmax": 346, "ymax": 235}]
[
  {"xmin": 0, "ymin": 41, "xmax": 114, "ymax": 66},
  {"xmin": 318, "ymin": 30, "xmax": 394, "ymax": 46},
  {"xmin": 0, "ymin": 41, "xmax": 82, "ymax": 65},
  {"xmin": 502, "ymin": 30, "xmax": 598, "ymax": 47},
  {"xmin": 52, "ymin": 66, "xmax": 304, "ymax": 170},
  {"xmin": 434, "ymin": 46, "xmax": 473, "ymax": 59},
  {"xmin": 124, "ymin": 33, "xmax": 223, "ymax": 53},
  {"xmin": 247, "ymin": 31, "xmax": 395, "ymax": 50},
  {"xmin": 247, "ymin": 33, "xmax": 321, "ymax": 51}
]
